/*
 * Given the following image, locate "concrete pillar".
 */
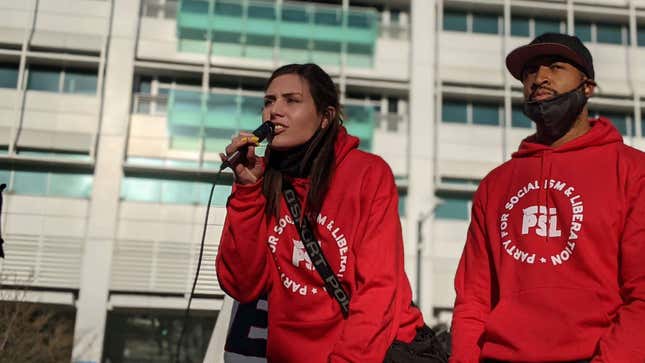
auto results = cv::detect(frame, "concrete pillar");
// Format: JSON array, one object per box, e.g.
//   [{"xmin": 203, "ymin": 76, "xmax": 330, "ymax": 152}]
[{"xmin": 72, "ymin": 1, "xmax": 140, "ymax": 361}]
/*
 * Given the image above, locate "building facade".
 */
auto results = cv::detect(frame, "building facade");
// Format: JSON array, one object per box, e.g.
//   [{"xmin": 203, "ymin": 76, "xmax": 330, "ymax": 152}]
[{"xmin": 0, "ymin": 0, "xmax": 643, "ymax": 362}]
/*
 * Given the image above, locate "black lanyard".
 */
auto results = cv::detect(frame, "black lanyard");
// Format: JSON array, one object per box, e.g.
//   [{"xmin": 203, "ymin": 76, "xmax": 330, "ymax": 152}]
[{"xmin": 282, "ymin": 181, "xmax": 350, "ymax": 318}]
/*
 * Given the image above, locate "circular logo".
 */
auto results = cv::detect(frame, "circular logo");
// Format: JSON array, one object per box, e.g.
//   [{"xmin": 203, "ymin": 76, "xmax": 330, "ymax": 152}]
[{"xmin": 498, "ymin": 179, "xmax": 584, "ymax": 266}]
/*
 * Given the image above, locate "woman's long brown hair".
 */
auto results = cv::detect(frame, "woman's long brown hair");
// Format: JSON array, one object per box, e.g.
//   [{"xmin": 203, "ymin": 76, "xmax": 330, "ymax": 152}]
[{"xmin": 262, "ymin": 63, "xmax": 343, "ymax": 221}]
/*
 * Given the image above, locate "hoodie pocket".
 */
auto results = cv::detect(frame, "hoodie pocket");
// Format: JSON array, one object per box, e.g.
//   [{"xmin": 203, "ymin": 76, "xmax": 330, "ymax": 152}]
[
  {"xmin": 268, "ymin": 316, "xmax": 343, "ymax": 363},
  {"xmin": 483, "ymin": 287, "xmax": 610, "ymax": 359}
]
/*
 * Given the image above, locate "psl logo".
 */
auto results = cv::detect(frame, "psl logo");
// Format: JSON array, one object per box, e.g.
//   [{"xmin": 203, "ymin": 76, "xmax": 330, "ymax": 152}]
[
  {"xmin": 291, "ymin": 240, "xmax": 314, "ymax": 271},
  {"xmin": 522, "ymin": 205, "xmax": 562, "ymax": 237}
]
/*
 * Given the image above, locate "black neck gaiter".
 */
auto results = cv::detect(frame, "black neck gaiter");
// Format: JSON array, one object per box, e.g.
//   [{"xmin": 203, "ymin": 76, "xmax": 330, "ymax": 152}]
[
  {"xmin": 523, "ymin": 82, "xmax": 588, "ymax": 145},
  {"xmin": 267, "ymin": 129, "xmax": 323, "ymax": 178}
]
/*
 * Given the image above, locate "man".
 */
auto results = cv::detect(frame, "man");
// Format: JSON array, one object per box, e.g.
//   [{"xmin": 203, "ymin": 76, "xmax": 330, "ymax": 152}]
[{"xmin": 450, "ymin": 33, "xmax": 645, "ymax": 363}]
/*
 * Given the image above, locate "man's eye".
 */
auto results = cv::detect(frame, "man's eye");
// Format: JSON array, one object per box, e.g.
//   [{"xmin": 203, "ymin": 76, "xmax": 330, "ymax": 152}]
[{"xmin": 263, "ymin": 99, "xmax": 273, "ymax": 106}]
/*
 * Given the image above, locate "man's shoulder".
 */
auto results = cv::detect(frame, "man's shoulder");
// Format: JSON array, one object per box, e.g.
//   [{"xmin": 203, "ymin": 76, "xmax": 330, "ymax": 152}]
[{"xmin": 618, "ymin": 143, "xmax": 645, "ymax": 172}]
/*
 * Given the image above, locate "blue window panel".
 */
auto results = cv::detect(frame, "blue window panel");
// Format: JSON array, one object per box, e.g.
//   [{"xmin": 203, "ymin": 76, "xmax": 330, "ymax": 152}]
[
  {"xmin": 472, "ymin": 103, "xmax": 499, "ymax": 126},
  {"xmin": 444, "ymin": 11, "xmax": 467, "ymax": 32},
  {"xmin": 442, "ymin": 100, "xmax": 468, "ymax": 123},
  {"xmin": 181, "ymin": 0, "xmax": 208, "ymax": 14},
  {"xmin": 161, "ymin": 179, "xmax": 196, "ymax": 204},
  {"xmin": 0, "ymin": 169, "xmax": 10, "ymax": 186},
  {"xmin": 126, "ymin": 157, "xmax": 165, "ymax": 166},
  {"xmin": 597, "ymin": 23, "xmax": 623, "ymax": 44},
  {"xmin": 27, "ymin": 68, "xmax": 60, "ymax": 92},
  {"xmin": 512, "ymin": 105, "xmax": 533, "ymax": 128},
  {"xmin": 575, "ymin": 21, "xmax": 592, "ymax": 43},
  {"xmin": 511, "ymin": 16, "xmax": 530, "ymax": 37},
  {"xmin": 280, "ymin": 37, "xmax": 309, "ymax": 50},
  {"xmin": 603, "ymin": 112, "xmax": 630, "ymax": 136},
  {"xmin": 282, "ymin": 7, "xmax": 309, "ymax": 23},
  {"xmin": 314, "ymin": 9, "xmax": 342, "ymax": 26},
  {"xmin": 206, "ymin": 93, "xmax": 238, "ymax": 129},
  {"xmin": 248, "ymin": 4, "xmax": 275, "ymax": 20},
  {"xmin": 166, "ymin": 159, "xmax": 199, "ymax": 168},
  {"xmin": 13, "ymin": 171, "xmax": 48, "ymax": 196},
  {"xmin": 196, "ymin": 183, "xmax": 232, "ymax": 206},
  {"xmin": 214, "ymin": 2, "xmax": 242, "ymax": 17},
  {"xmin": 348, "ymin": 12, "xmax": 371, "ymax": 29},
  {"xmin": 0, "ymin": 65, "xmax": 18, "ymax": 89},
  {"xmin": 179, "ymin": 27, "xmax": 208, "ymax": 42},
  {"xmin": 638, "ymin": 27, "xmax": 645, "ymax": 46},
  {"xmin": 63, "ymin": 70, "xmax": 97, "ymax": 95},
  {"xmin": 49, "ymin": 173, "xmax": 92, "ymax": 198},
  {"xmin": 435, "ymin": 196, "xmax": 470, "ymax": 220},
  {"xmin": 170, "ymin": 136, "xmax": 201, "ymax": 151},
  {"xmin": 534, "ymin": 18, "xmax": 561, "ymax": 36},
  {"xmin": 398, "ymin": 192, "xmax": 406, "ymax": 217},
  {"xmin": 121, "ymin": 177, "xmax": 162, "ymax": 202},
  {"xmin": 240, "ymin": 96, "xmax": 264, "ymax": 130},
  {"xmin": 138, "ymin": 78, "xmax": 152, "ymax": 94},
  {"xmin": 472, "ymin": 13, "xmax": 499, "ymax": 34}
]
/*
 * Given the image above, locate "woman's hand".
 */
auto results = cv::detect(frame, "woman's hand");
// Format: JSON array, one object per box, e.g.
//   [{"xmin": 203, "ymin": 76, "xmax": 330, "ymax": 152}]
[{"xmin": 220, "ymin": 131, "xmax": 264, "ymax": 185}]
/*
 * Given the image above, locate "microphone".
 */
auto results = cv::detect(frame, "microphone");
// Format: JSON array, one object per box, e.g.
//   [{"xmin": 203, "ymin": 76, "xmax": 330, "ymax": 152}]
[{"xmin": 220, "ymin": 121, "xmax": 275, "ymax": 171}]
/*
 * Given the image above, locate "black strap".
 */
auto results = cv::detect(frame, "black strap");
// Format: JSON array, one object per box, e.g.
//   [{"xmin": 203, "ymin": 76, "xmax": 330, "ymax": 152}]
[{"xmin": 282, "ymin": 181, "xmax": 350, "ymax": 318}]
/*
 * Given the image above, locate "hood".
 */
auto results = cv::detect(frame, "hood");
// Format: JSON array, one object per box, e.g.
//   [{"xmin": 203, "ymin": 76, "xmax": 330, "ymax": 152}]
[
  {"xmin": 512, "ymin": 116, "xmax": 623, "ymax": 158},
  {"xmin": 333, "ymin": 125, "xmax": 360, "ymax": 168}
]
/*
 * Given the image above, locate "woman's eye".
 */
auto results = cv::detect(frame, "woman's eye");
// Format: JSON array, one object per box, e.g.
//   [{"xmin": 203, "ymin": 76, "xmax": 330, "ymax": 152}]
[{"xmin": 263, "ymin": 99, "xmax": 273, "ymax": 106}]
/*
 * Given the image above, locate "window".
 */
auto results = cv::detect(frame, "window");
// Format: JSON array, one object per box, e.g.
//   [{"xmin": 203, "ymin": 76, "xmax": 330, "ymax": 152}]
[
  {"xmin": 443, "ymin": 10, "xmax": 467, "ymax": 32},
  {"xmin": 63, "ymin": 70, "xmax": 97, "ymax": 94},
  {"xmin": 534, "ymin": 18, "xmax": 562, "ymax": 36},
  {"xmin": 512, "ymin": 105, "xmax": 533, "ymax": 128},
  {"xmin": 596, "ymin": 23, "xmax": 623, "ymax": 45},
  {"xmin": 472, "ymin": 13, "xmax": 499, "ymax": 34},
  {"xmin": 27, "ymin": 67, "xmax": 97, "ymax": 94},
  {"xmin": 442, "ymin": 100, "xmax": 468, "ymax": 124},
  {"xmin": 444, "ymin": 10, "xmax": 500, "ymax": 34},
  {"xmin": 435, "ymin": 194, "xmax": 472, "ymax": 220},
  {"xmin": 442, "ymin": 99, "xmax": 501, "ymax": 126},
  {"xmin": 575, "ymin": 21, "xmax": 592, "ymax": 43},
  {"xmin": 4, "ymin": 168, "xmax": 93, "ymax": 198},
  {"xmin": 0, "ymin": 64, "xmax": 18, "ymax": 89},
  {"xmin": 638, "ymin": 26, "xmax": 645, "ymax": 46},
  {"xmin": 27, "ymin": 67, "xmax": 60, "ymax": 92},
  {"xmin": 387, "ymin": 97, "xmax": 398, "ymax": 114},
  {"xmin": 398, "ymin": 191, "xmax": 406, "ymax": 217},
  {"xmin": 511, "ymin": 16, "xmax": 530, "ymax": 37},
  {"xmin": 472, "ymin": 102, "xmax": 499, "ymax": 126},
  {"xmin": 121, "ymin": 176, "xmax": 232, "ymax": 206},
  {"xmin": 599, "ymin": 112, "xmax": 635, "ymax": 137}
]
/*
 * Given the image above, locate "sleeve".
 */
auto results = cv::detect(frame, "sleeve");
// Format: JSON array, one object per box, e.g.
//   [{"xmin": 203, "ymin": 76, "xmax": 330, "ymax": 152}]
[
  {"xmin": 327, "ymin": 162, "xmax": 412, "ymax": 363},
  {"xmin": 215, "ymin": 180, "xmax": 273, "ymax": 303},
  {"xmin": 449, "ymin": 189, "xmax": 493, "ymax": 363},
  {"xmin": 591, "ymin": 166, "xmax": 645, "ymax": 363}
]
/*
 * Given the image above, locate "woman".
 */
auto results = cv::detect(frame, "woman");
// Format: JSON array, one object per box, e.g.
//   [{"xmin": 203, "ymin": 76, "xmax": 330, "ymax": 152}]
[{"xmin": 216, "ymin": 63, "xmax": 425, "ymax": 362}]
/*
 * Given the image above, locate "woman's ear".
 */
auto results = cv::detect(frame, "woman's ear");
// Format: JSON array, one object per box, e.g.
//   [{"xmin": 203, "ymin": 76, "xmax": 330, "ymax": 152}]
[{"xmin": 321, "ymin": 106, "xmax": 335, "ymax": 129}]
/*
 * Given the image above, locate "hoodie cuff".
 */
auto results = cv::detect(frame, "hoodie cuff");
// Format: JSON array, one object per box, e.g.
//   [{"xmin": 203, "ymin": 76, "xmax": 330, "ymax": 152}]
[{"xmin": 231, "ymin": 178, "xmax": 264, "ymax": 203}]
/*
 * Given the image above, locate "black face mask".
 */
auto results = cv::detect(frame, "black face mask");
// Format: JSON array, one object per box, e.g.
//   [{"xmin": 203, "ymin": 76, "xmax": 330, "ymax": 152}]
[{"xmin": 523, "ymin": 81, "xmax": 588, "ymax": 145}]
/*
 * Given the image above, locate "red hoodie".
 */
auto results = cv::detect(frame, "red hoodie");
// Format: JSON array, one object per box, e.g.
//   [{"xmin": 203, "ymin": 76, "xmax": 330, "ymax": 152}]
[
  {"xmin": 216, "ymin": 127, "xmax": 424, "ymax": 362},
  {"xmin": 451, "ymin": 117, "xmax": 645, "ymax": 362}
]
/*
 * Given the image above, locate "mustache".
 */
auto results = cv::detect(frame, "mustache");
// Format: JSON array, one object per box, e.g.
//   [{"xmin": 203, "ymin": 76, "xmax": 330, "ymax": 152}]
[{"xmin": 529, "ymin": 86, "xmax": 558, "ymax": 100}]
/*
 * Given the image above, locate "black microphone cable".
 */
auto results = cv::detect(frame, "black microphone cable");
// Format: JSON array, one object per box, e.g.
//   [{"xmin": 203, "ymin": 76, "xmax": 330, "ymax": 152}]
[{"xmin": 175, "ymin": 121, "xmax": 274, "ymax": 363}]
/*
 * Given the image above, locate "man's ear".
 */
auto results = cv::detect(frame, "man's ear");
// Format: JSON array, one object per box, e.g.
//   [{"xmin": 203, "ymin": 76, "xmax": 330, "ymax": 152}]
[{"xmin": 583, "ymin": 79, "xmax": 596, "ymax": 98}]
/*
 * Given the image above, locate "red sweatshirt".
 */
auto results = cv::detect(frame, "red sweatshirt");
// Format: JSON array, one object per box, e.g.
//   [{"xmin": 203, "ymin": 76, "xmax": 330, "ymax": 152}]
[
  {"xmin": 216, "ymin": 127, "xmax": 424, "ymax": 362},
  {"xmin": 451, "ymin": 117, "xmax": 645, "ymax": 362}
]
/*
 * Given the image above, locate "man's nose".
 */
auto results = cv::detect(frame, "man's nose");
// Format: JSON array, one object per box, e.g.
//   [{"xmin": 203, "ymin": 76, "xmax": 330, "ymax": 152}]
[{"xmin": 534, "ymin": 65, "xmax": 551, "ymax": 85}]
